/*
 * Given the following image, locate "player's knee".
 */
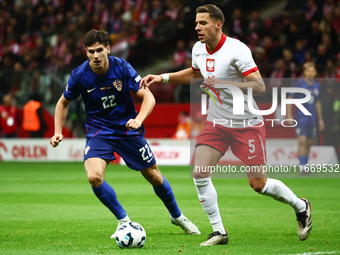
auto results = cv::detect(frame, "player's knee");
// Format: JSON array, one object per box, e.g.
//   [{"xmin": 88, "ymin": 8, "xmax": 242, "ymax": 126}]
[
  {"xmin": 298, "ymin": 137, "xmax": 307, "ymax": 146},
  {"xmin": 251, "ymin": 184, "xmax": 264, "ymax": 193},
  {"xmin": 298, "ymin": 141, "xmax": 307, "ymax": 147},
  {"xmin": 193, "ymin": 167, "xmax": 211, "ymax": 179},
  {"xmin": 249, "ymin": 179, "xmax": 265, "ymax": 193},
  {"xmin": 87, "ymin": 174, "xmax": 103, "ymax": 188}
]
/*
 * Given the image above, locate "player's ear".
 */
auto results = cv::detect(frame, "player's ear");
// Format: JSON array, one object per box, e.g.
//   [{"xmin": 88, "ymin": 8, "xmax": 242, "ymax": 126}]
[
  {"xmin": 107, "ymin": 45, "xmax": 110, "ymax": 54},
  {"xmin": 216, "ymin": 21, "xmax": 222, "ymax": 29}
]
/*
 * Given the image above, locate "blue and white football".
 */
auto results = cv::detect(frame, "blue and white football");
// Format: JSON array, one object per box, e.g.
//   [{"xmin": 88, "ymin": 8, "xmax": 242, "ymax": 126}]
[{"xmin": 115, "ymin": 221, "xmax": 146, "ymax": 249}]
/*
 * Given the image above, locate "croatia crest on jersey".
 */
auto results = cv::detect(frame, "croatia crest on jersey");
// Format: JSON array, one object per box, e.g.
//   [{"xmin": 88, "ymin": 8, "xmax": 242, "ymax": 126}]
[
  {"xmin": 113, "ymin": 79, "xmax": 123, "ymax": 91},
  {"xmin": 206, "ymin": 59, "xmax": 215, "ymax": 72}
]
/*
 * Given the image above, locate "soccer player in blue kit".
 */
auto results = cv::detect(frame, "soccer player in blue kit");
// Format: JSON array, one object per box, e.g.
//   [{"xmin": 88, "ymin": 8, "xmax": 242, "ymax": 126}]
[
  {"xmin": 49, "ymin": 29, "xmax": 200, "ymax": 237},
  {"xmin": 287, "ymin": 62, "xmax": 325, "ymax": 172}
]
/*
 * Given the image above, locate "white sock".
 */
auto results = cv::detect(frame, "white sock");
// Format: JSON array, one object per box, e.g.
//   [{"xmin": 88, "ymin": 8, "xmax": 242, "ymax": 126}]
[
  {"xmin": 260, "ymin": 178, "xmax": 306, "ymax": 213},
  {"xmin": 194, "ymin": 177, "xmax": 226, "ymax": 234},
  {"xmin": 119, "ymin": 215, "xmax": 131, "ymax": 223}
]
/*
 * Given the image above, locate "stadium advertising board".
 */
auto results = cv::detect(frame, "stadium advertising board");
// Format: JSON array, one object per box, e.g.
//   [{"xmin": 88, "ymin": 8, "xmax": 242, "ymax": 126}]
[
  {"xmin": 1, "ymin": 139, "xmax": 336, "ymax": 166},
  {"xmin": 0, "ymin": 139, "xmax": 85, "ymax": 161},
  {"xmin": 0, "ymin": 139, "xmax": 192, "ymax": 165}
]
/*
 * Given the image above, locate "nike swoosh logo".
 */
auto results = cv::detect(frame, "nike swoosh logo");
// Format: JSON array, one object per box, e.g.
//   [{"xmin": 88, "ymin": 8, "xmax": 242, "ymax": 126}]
[
  {"xmin": 87, "ymin": 88, "xmax": 96, "ymax": 93},
  {"xmin": 248, "ymin": 155, "xmax": 258, "ymax": 160},
  {"xmin": 147, "ymin": 157, "xmax": 154, "ymax": 163},
  {"xmin": 200, "ymin": 200, "xmax": 205, "ymax": 203}
]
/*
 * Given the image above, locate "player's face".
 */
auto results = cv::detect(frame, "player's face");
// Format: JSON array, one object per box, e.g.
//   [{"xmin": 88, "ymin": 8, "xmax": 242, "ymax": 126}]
[
  {"xmin": 86, "ymin": 42, "xmax": 110, "ymax": 73},
  {"xmin": 304, "ymin": 66, "xmax": 317, "ymax": 80},
  {"xmin": 195, "ymin": 13, "xmax": 220, "ymax": 44},
  {"xmin": 3, "ymin": 95, "xmax": 12, "ymax": 106}
]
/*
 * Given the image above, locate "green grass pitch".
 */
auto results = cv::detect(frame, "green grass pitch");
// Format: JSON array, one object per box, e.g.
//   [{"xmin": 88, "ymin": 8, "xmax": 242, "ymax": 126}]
[{"xmin": 0, "ymin": 162, "xmax": 339, "ymax": 254}]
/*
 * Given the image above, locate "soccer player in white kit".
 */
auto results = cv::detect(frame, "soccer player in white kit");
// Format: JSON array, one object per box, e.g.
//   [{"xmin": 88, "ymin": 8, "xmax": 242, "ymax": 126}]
[{"xmin": 140, "ymin": 4, "xmax": 312, "ymax": 246}]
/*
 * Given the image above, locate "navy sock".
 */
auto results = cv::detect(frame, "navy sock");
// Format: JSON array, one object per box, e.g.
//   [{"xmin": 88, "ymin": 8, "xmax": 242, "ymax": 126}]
[
  {"xmin": 92, "ymin": 180, "xmax": 127, "ymax": 220},
  {"xmin": 298, "ymin": 155, "xmax": 308, "ymax": 166},
  {"xmin": 153, "ymin": 176, "xmax": 182, "ymax": 218}
]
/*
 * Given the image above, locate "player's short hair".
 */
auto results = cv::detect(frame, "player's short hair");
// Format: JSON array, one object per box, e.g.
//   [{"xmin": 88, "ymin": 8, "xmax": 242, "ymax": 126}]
[
  {"xmin": 84, "ymin": 29, "xmax": 109, "ymax": 48},
  {"xmin": 196, "ymin": 4, "xmax": 225, "ymax": 25},
  {"xmin": 303, "ymin": 62, "xmax": 316, "ymax": 71}
]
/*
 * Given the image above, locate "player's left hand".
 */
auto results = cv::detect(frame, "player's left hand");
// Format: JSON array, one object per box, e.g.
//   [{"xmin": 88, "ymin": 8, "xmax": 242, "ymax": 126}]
[
  {"xmin": 126, "ymin": 119, "xmax": 142, "ymax": 130},
  {"xmin": 318, "ymin": 119, "xmax": 325, "ymax": 132},
  {"xmin": 140, "ymin": 74, "xmax": 162, "ymax": 89},
  {"xmin": 200, "ymin": 77, "xmax": 224, "ymax": 89},
  {"xmin": 50, "ymin": 134, "xmax": 63, "ymax": 148}
]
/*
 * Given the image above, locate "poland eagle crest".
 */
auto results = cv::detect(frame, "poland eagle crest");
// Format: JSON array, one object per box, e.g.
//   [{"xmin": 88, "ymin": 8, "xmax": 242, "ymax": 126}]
[{"xmin": 206, "ymin": 59, "xmax": 215, "ymax": 72}]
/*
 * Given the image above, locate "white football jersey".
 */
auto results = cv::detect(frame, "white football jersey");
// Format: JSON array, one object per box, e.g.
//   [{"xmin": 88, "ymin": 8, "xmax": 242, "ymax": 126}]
[{"xmin": 192, "ymin": 34, "xmax": 263, "ymax": 128}]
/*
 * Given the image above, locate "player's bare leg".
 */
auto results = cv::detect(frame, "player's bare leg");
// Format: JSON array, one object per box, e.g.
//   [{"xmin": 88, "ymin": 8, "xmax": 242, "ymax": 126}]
[
  {"xmin": 306, "ymin": 138, "xmax": 315, "ymax": 153},
  {"xmin": 193, "ymin": 145, "xmax": 228, "ymax": 246},
  {"xmin": 140, "ymin": 163, "xmax": 163, "ymax": 186},
  {"xmin": 84, "ymin": 158, "xmax": 130, "ymax": 238},
  {"xmin": 249, "ymin": 165, "xmax": 312, "ymax": 240},
  {"xmin": 84, "ymin": 157, "xmax": 109, "ymax": 188},
  {"xmin": 141, "ymin": 164, "xmax": 200, "ymax": 235},
  {"xmin": 297, "ymin": 135, "xmax": 308, "ymax": 157}
]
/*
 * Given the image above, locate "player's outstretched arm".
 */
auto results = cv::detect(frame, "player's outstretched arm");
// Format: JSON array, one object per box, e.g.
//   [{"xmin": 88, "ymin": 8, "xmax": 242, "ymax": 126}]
[
  {"xmin": 140, "ymin": 68, "xmax": 202, "ymax": 89},
  {"xmin": 126, "ymin": 87, "xmax": 155, "ymax": 130},
  {"xmin": 50, "ymin": 95, "xmax": 71, "ymax": 148}
]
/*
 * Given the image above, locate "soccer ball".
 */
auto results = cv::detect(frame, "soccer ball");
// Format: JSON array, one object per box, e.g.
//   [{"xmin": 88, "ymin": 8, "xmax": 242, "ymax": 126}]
[{"xmin": 115, "ymin": 221, "xmax": 146, "ymax": 249}]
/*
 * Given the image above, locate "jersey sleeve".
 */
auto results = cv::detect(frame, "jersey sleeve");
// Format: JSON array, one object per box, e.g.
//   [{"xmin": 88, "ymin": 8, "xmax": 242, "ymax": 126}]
[
  {"xmin": 123, "ymin": 60, "xmax": 141, "ymax": 93},
  {"xmin": 192, "ymin": 55, "xmax": 200, "ymax": 71},
  {"xmin": 63, "ymin": 72, "xmax": 81, "ymax": 100},
  {"xmin": 191, "ymin": 43, "xmax": 200, "ymax": 71},
  {"xmin": 234, "ymin": 42, "xmax": 258, "ymax": 77}
]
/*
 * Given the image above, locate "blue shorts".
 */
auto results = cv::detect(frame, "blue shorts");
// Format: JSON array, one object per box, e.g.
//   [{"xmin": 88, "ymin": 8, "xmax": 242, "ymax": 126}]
[
  {"xmin": 83, "ymin": 137, "xmax": 156, "ymax": 171},
  {"xmin": 295, "ymin": 123, "xmax": 316, "ymax": 139}
]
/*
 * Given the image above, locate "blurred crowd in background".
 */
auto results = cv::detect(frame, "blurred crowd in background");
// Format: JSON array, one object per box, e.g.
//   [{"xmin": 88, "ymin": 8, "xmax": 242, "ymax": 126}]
[{"xmin": 0, "ymin": 0, "xmax": 340, "ymax": 140}]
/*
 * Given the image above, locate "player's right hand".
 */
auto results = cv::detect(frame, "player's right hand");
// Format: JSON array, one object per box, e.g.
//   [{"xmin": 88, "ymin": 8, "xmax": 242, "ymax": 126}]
[
  {"xmin": 50, "ymin": 134, "xmax": 63, "ymax": 148},
  {"xmin": 140, "ymin": 74, "xmax": 162, "ymax": 89}
]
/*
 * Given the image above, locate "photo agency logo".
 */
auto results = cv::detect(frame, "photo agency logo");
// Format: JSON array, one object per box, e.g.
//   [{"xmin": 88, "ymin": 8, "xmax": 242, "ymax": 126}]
[{"xmin": 200, "ymin": 85, "xmax": 312, "ymax": 128}]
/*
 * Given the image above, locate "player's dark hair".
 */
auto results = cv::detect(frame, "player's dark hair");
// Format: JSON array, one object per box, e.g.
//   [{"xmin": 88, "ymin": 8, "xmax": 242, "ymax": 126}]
[
  {"xmin": 196, "ymin": 4, "xmax": 225, "ymax": 25},
  {"xmin": 84, "ymin": 29, "xmax": 109, "ymax": 48}
]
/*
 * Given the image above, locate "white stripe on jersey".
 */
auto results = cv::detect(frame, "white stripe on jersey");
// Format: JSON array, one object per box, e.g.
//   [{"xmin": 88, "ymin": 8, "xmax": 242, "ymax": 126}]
[{"xmin": 258, "ymin": 131, "xmax": 267, "ymax": 163}]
